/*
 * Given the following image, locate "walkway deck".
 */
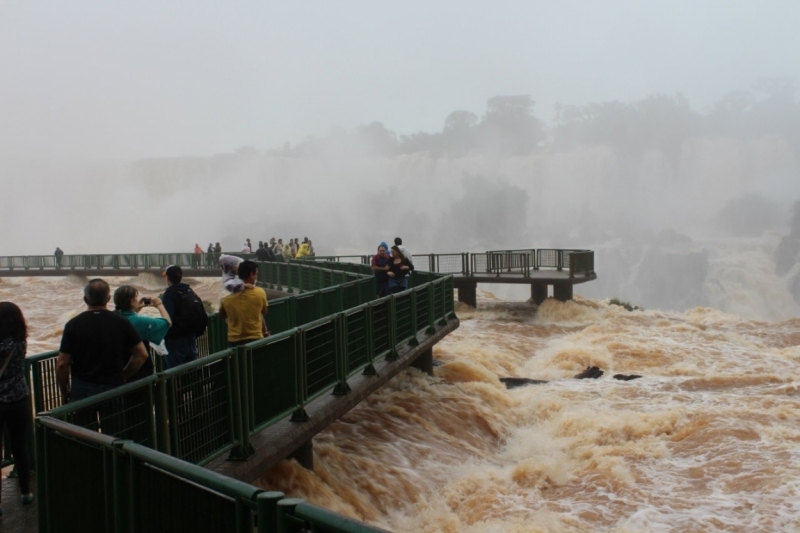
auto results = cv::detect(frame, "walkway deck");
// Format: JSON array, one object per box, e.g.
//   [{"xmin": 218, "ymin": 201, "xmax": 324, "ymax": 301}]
[
  {"xmin": 207, "ymin": 319, "xmax": 458, "ymax": 482},
  {"xmin": 1, "ymin": 473, "xmax": 37, "ymax": 532}
]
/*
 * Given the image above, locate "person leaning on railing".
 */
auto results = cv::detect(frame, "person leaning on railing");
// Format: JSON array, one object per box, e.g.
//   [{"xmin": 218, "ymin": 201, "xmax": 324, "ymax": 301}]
[
  {"xmin": 113, "ymin": 286, "xmax": 172, "ymax": 382},
  {"xmin": 386, "ymin": 245, "xmax": 414, "ymax": 294},
  {"xmin": 55, "ymin": 279, "xmax": 149, "ymax": 403},
  {"xmin": 0, "ymin": 302, "xmax": 35, "ymax": 511}
]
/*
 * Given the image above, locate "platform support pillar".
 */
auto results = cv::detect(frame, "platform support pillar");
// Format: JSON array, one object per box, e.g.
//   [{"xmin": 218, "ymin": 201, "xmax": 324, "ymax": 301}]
[
  {"xmin": 289, "ymin": 438, "xmax": 314, "ymax": 471},
  {"xmin": 553, "ymin": 284, "xmax": 573, "ymax": 302},
  {"xmin": 411, "ymin": 347, "xmax": 434, "ymax": 376},
  {"xmin": 457, "ymin": 281, "xmax": 477, "ymax": 308},
  {"xmin": 531, "ymin": 282, "xmax": 548, "ymax": 305}
]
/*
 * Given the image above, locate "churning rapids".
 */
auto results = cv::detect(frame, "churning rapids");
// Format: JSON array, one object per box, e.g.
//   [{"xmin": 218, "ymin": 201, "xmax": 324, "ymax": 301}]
[{"xmin": 3, "ymin": 275, "xmax": 800, "ymax": 532}]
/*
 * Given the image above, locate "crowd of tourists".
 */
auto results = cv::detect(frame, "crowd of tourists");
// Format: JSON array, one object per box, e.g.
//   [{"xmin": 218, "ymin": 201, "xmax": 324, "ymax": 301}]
[
  {"xmin": 193, "ymin": 237, "xmax": 315, "ymax": 264},
  {"xmin": 371, "ymin": 237, "xmax": 414, "ymax": 297},
  {"xmin": 0, "ymin": 257, "xmax": 273, "ymax": 513}
]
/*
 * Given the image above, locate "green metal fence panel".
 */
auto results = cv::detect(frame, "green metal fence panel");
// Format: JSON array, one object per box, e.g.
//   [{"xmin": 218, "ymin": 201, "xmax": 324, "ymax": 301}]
[
  {"xmin": 39, "ymin": 428, "xmax": 113, "ymax": 533},
  {"xmin": 132, "ymin": 455, "xmax": 245, "ymax": 532},
  {"xmin": 246, "ymin": 333, "xmax": 302, "ymax": 433},
  {"xmin": 342, "ymin": 281, "xmax": 361, "ymax": 310},
  {"xmin": 49, "ymin": 378, "xmax": 158, "ymax": 448},
  {"xmin": 206, "ymin": 313, "xmax": 228, "ymax": 354},
  {"xmin": 445, "ymin": 276, "xmax": 455, "ymax": 316},
  {"xmin": 433, "ymin": 279, "xmax": 445, "ymax": 322},
  {"xmin": 27, "ymin": 350, "xmax": 61, "ymax": 413},
  {"xmin": 302, "ymin": 319, "xmax": 339, "ymax": 400},
  {"xmin": 165, "ymin": 353, "xmax": 237, "ymax": 465},
  {"xmin": 290, "ymin": 264, "xmax": 302, "ymax": 291},
  {"xmin": 266, "ymin": 297, "xmax": 295, "ymax": 335},
  {"xmin": 370, "ymin": 299, "xmax": 391, "ymax": 360},
  {"xmin": 295, "ymin": 292, "xmax": 321, "ymax": 325},
  {"xmin": 359, "ymin": 277, "xmax": 376, "ymax": 304},
  {"xmin": 320, "ymin": 287, "xmax": 342, "ymax": 317},
  {"xmin": 344, "ymin": 307, "xmax": 370, "ymax": 376},
  {"xmin": 393, "ymin": 292, "xmax": 414, "ymax": 345},
  {"xmin": 414, "ymin": 286, "xmax": 431, "ymax": 334},
  {"xmin": 277, "ymin": 262, "xmax": 289, "ymax": 291}
]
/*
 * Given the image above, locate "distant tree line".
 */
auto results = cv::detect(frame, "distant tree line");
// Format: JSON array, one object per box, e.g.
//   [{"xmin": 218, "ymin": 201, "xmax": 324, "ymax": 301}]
[{"xmin": 277, "ymin": 79, "xmax": 800, "ymax": 168}]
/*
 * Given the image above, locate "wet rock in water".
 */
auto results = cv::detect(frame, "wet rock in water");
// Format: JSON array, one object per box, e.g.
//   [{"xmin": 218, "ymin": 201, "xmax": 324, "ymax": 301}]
[
  {"xmin": 432, "ymin": 359, "xmax": 446, "ymax": 367},
  {"xmin": 499, "ymin": 377, "xmax": 549, "ymax": 389},
  {"xmin": 613, "ymin": 374, "xmax": 643, "ymax": 381},
  {"xmin": 574, "ymin": 366, "xmax": 604, "ymax": 379}
]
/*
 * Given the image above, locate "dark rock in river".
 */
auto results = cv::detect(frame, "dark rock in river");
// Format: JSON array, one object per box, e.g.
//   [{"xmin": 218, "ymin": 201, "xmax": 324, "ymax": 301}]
[
  {"xmin": 613, "ymin": 374, "xmax": 643, "ymax": 381},
  {"xmin": 499, "ymin": 377, "xmax": 549, "ymax": 389},
  {"xmin": 574, "ymin": 366, "xmax": 604, "ymax": 379}
]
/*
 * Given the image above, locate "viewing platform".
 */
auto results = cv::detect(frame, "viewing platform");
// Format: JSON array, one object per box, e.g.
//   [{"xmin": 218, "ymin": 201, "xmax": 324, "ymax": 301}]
[
  {"xmin": 1, "ymin": 247, "xmax": 595, "ymax": 531},
  {"xmin": 0, "ymin": 248, "xmax": 596, "ymax": 307},
  {"xmin": 5, "ymin": 257, "xmax": 458, "ymax": 532}
]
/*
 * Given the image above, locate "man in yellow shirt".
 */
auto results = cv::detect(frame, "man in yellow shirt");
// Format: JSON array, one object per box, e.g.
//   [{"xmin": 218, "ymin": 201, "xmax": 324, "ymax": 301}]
[{"xmin": 219, "ymin": 261, "xmax": 268, "ymax": 347}]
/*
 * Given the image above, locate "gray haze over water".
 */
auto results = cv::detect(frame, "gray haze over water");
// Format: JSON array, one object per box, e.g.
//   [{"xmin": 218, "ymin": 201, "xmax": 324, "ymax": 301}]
[{"xmin": 2, "ymin": 1, "xmax": 800, "ymax": 318}]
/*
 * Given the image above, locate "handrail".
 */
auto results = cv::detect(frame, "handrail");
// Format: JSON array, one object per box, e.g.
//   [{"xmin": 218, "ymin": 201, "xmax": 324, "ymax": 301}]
[
  {"xmin": 37, "ymin": 416, "xmax": 387, "ymax": 532},
  {"xmin": 1, "ymin": 249, "xmax": 594, "ymax": 278}
]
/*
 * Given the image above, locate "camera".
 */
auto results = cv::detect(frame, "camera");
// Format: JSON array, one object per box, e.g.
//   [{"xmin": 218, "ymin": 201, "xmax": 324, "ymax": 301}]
[{"xmin": 142, "ymin": 297, "xmax": 152, "ymax": 306}]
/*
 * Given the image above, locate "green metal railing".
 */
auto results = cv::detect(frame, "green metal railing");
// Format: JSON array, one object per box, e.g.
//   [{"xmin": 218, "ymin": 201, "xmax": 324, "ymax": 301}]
[
  {"xmin": 299, "ymin": 249, "xmax": 595, "ymax": 278},
  {"xmin": 36, "ymin": 417, "xmax": 388, "ymax": 533},
  {"xmin": 0, "ymin": 249, "xmax": 594, "ymax": 281},
  {"xmin": 30, "ymin": 258, "xmax": 455, "ymax": 532}
]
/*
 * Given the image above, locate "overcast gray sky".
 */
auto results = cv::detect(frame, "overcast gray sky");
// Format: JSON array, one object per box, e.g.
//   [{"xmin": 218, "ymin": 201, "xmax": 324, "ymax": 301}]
[{"xmin": 1, "ymin": 0, "xmax": 799, "ymax": 160}]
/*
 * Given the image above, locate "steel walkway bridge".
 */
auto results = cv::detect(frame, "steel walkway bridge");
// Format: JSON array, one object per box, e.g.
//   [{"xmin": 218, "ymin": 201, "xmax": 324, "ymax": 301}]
[
  {"xmin": 6, "ymin": 258, "xmax": 457, "ymax": 533},
  {"xmin": 0, "ymin": 248, "xmax": 596, "ymax": 307},
  {"xmin": 1, "ymin": 249, "xmax": 594, "ymax": 531}
]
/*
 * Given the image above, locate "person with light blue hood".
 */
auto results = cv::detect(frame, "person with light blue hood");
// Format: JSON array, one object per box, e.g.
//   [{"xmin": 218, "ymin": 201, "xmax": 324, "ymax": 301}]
[{"xmin": 371, "ymin": 242, "xmax": 392, "ymax": 297}]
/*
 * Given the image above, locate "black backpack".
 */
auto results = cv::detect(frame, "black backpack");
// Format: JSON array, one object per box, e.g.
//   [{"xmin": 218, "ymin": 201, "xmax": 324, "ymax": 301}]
[{"xmin": 170, "ymin": 287, "xmax": 208, "ymax": 337}]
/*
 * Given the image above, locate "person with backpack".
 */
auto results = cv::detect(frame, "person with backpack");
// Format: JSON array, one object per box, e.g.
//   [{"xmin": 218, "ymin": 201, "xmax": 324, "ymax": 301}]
[{"xmin": 161, "ymin": 265, "xmax": 207, "ymax": 369}]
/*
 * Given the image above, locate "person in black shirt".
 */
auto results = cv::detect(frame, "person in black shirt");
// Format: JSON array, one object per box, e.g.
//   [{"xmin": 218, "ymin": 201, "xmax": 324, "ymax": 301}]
[
  {"xmin": 56, "ymin": 279, "xmax": 149, "ymax": 403},
  {"xmin": 386, "ymin": 245, "xmax": 414, "ymax": 294},
  {"xmin": 54, "ymin": 247, "xmax": 64, "ymax": 268},
  {"xmin": 255, "ymin": 243, "xmax": 275, "ymax": 262}
]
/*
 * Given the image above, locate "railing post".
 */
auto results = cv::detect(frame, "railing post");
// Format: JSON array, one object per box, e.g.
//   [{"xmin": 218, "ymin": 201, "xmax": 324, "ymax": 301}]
[
  {"xmin": 333, "ymin": 315, "xmax": 351, "ymax": 395},
  {"xmin": 35, "ymin": 421, "xmax": 48, "ymax": 532},
  {"xmin": 239, "ymin": 346, "xmax": 254, "ymax": 456},
  {"xmin": 386, "ymin": 297, "xmax": 399, "ymax": 361},
  {"xmin": 112, "ymin": 439, "xmax": 131, "ymax": 532},
  {"xmin": 557, "ymin": 250, "xmax": 563, "ymax": 271},
  {"xmin": 276, "ymin": 498, "xmax": 304, "ymax": 533},
  {"xmin": 426, "ymin": 283, "xmax": 436, "ymax": 334},
  {"xmin": 291, "ymin": 332, "xmax": 309, "ymax": 422},
  {"xmin": 228, "ymin": 350, "xmax": 249, "ymax": 459},
  {"xmin": 409, "ymin": 289, "xmax": 419, "ymax": 346},
  {"xmin": 154, "ymin": 374, "xmax": 171, "ymax": 455},
  {"xmin": 363, "ymin": 305, "xmax": 377, "ymax": 376},
  {"xmin": 257, "ymin": 492, "xmax": 286, "ymax": 533}
]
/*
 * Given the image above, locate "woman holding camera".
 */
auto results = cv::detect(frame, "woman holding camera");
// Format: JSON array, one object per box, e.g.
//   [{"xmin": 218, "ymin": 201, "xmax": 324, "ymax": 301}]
[{"xmin": 113, "ymin": 286, "xmax": 172, "ymax": 381}]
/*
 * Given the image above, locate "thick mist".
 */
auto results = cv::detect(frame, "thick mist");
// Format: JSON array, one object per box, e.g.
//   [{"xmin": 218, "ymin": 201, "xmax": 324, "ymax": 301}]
[{"xmin": 2, "ymin": 2, "xmax": 800, "ymax": 319}]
